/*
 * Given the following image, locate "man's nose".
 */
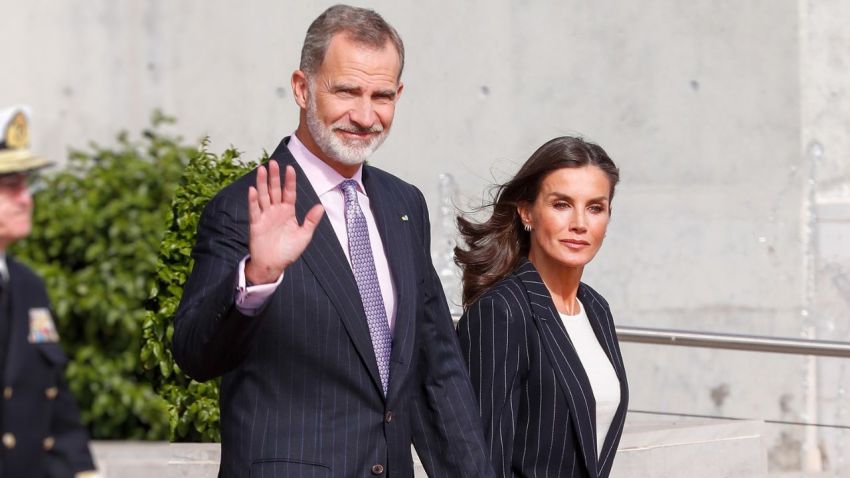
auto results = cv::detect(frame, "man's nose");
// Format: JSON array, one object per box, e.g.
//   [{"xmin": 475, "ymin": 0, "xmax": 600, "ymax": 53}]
[{"xmin": 349, "ymin": 98, "xmax": 376, "ymax": 128}]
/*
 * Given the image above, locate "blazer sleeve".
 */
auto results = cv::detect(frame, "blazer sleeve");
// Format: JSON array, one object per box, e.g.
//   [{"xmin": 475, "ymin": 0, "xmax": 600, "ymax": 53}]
[
  {"xmin": 457, "ymin": 292, "xmax": 529, "ymax": 477},
  {"xmin": 408, "ymin": 190, "xmax": 494, "ymax": 478},
  {"xmin": 171, "ymin": 191, "xmax": 266, "ymax": 381}
]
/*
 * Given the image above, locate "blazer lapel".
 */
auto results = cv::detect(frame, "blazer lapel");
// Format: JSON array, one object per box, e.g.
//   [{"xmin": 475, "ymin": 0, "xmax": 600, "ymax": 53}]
[
  {"xmin": 3, "ymin": 262, "xmax": 27, "ymax": 385},
  {"xmin": 269, "ymin": 139, "xmax": 384, "ymax": 397},
  {"xmin": 579, "ymin": 285, "xmax": 629, "ymax": 474},
  {"xmin": 361, "ymin": 166, "xmax": 416, "ymax": 400},
  {"xmin": 514, "ymin": 259, "xmax": 599, "ymax": 477}
]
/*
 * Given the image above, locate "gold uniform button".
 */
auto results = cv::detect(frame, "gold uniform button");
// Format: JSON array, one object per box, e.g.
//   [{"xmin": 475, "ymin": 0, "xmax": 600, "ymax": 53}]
[
  {"xmin": 45, "ymin": 387, "xmax": 58, "ymax": 400},
  {"xmin": 3, "ymin": 387, "xmax": 12, "ymax": 399},
  {"xmin": 2, "ymin": 433, "xmax": 15, "ymax": 449},
  {"xmin": 43, "ymin": 436, "xmax": 55, "ymax": 450}
]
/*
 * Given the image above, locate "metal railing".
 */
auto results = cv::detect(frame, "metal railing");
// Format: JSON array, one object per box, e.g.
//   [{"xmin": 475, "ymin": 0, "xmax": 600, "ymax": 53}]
[
  {"xmin": 616, "ymin": 325, "xmax": 850, "ymax": 358},
  {"xmin": 447, "ymin": 319, "xmax": 850, "ymax": 431},
  {"xmin": 617, "ymin": 326, "xmax": 850, "ymax": 434},
  {"xmin": 451, "ymin": 316, "xmax": 850, "ymax": 357}
]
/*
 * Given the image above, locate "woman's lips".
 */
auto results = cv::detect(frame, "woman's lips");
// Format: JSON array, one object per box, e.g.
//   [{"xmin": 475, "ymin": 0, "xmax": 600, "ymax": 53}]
[{"xmin": 561, "ymin": 239, "xmax": 590, "ymax": 249}]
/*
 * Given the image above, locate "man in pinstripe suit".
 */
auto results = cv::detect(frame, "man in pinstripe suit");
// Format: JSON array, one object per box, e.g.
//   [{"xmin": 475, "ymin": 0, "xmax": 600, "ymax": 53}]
[{"xmin": 172, "ymin": 5, "xmax": 492, "ymax": 477}]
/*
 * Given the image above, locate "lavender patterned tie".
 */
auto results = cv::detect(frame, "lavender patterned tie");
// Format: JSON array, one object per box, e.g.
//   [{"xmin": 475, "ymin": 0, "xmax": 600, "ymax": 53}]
[{"xmin": 339, "ymin": 179, "xmax": 392, "ymax": 395}]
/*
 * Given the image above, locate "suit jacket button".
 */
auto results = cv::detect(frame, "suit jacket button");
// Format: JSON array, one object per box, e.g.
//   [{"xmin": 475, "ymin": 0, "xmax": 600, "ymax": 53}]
[
  {"xmin": 43, "ymin": 436, "xmax": 55, "ymax": 451},
  {"xmin": 371, "ymin": 464, "xmax": 385, "ymax": 475},
  {"xmin": 45, "ymin": 387, "xmax": 58, "ymax": 400},
  {"xmin": 2, "ymin": 433, "xmax": 15, "ymax": 449},
  {"xmin": 384, "ymin": 410, "xmax": 393, "ymax": 423},
  {"xmin": 3, "ymin": 387, "xmax": 11, "ymax": 399}
]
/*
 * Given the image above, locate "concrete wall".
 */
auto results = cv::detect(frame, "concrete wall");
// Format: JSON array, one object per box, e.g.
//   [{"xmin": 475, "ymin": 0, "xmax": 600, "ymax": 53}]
[{"xmin": 2, "ymin": 0, "xmax": 848, "ymax": 473}]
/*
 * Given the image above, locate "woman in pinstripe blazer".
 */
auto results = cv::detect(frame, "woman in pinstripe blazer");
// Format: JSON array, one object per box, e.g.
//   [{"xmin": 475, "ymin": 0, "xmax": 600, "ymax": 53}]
[{"xmin": 456, "ymin": 136, "xmax": 628, "ymax": 477}]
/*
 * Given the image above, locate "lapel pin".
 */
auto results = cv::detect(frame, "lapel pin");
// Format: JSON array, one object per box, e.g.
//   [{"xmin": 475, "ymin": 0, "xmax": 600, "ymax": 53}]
[{"xmin": 401, "ymin": 214, "xmax": 409, "ymax": 221}]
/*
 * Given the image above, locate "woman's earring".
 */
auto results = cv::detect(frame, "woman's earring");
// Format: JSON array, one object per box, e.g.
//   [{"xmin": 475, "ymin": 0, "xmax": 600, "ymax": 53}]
[{"xmin": 523, "ymin": 223, "xmax": 532, "ymax": 232}]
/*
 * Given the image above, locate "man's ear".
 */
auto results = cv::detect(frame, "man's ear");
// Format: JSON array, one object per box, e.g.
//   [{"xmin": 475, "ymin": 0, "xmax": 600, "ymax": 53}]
[
  {"xmin": 291, "ymin": 70, "xmax": 309, "ymax": 109},
  {"xmin": 395, "ymin": 81, "xmax": 404, "ymax": 101}
]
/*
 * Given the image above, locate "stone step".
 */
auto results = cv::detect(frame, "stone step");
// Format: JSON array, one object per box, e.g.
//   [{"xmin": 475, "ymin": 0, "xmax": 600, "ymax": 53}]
[
  {"xmin": 611, "ymin": 418, "xmax": 767, "ymax": 477},
  {"xmin": 90, "ymin": 417, "xmax": 769, "ymax": 477}
]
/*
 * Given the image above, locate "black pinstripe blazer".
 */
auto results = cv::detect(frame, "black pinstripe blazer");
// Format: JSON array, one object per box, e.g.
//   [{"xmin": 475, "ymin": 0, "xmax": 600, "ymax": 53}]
[
  {"xmin": 457, "ymin": 259, "xmax": 628, "ymax": 478},
  {"xmin": 172, "ymin": 138, "xmax": 492, "ymax": 478}
]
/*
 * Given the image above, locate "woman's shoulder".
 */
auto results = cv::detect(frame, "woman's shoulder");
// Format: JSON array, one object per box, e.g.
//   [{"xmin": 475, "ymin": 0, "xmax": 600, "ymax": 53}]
[{"xmin": 467, "ymin": 275, "xmax": 530, "ymax": 314}]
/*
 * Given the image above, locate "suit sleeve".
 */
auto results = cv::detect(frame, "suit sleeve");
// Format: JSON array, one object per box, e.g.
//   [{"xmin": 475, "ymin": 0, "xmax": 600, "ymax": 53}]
[
  {"xmin": 457, "ymin": 294, "xmax": 527, "ymax": 477},
  {"xmin": 171, "ymin": 191, "xmax": 266, "ymax": 381},
  {"xmin": 408, "ymin": 190, "xmax": 495, "ymax": 478}
]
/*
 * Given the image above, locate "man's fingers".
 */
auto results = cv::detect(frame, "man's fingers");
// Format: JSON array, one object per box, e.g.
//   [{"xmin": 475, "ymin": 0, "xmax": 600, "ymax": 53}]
[
  {"xmin": 282, "ymin": 165, "xmax": 297, "ymax": 206},
  {"xmin": 256, "ymin": 164, "xmax": 270, "ymax": 210},
  {"xmin": 268, "ymin": 160, "xmax": 282, "ymax": 204},
  {"xmin": 248, "ymin": 186, "xmax": 261, "ymax": 221},
  {"xmin": 301, "ymin": 204, "xmax": 325, "ymax": 234}
]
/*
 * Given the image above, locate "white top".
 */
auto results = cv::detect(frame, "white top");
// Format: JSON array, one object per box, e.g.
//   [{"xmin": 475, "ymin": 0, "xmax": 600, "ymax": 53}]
[{"xmin": 559, "ymin": 300, "xmax": 621, "ymax": 458}]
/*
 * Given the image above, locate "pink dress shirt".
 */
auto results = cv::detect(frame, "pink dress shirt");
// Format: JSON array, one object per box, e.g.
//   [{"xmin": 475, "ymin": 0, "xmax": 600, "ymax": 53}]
[{"xmin": 235, "ymin": 134, "xmax": 398, "ymax": 332}]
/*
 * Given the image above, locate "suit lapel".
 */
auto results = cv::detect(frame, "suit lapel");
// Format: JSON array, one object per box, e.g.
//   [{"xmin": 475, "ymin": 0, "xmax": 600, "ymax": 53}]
[
  {"xmin": 3, "ymin": 261, "xmax": 27, "ymax": 385},
  {"xmin": 361, "ymin": 167, "xmax": 416, "ymax": 400},
  {"xmin": 269, "ymin": 139, "xmax": 384, "ymax": 397},
  {"xmin": 578, "ymin": 285, "xmax": 629, "ymax": 474},
  {"xmin": 515, "ymin": 259, "xmax": 599, "ymax": 477}
]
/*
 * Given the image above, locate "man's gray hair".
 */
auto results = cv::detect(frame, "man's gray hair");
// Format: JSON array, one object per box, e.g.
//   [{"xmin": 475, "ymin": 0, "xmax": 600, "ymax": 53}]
[{"xmin": 300, "ymin": 4, "xmax": 405, "ymax": 79}]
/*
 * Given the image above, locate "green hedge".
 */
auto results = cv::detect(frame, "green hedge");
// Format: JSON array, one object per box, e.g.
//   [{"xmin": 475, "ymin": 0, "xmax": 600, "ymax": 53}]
[
  {"xmin": 13, "ymin": 113, "xmax": 261, "ymax": 441},
  {"xmin": 141, "ymin": 140, "xmax": 258, "ymax": 441},
  {"xmin": 10, "ymin": 112, "xmax": 192, "ymax": 439}
]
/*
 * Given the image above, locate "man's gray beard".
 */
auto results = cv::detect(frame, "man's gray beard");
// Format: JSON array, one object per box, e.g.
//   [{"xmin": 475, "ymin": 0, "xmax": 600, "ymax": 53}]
[{"xmin": 305, "ymin": 87, "xmax": 388, "ymax": 166}]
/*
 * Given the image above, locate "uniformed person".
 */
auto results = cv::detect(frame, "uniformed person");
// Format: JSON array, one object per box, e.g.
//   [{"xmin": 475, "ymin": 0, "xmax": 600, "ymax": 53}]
[{"xmin": 0, "ymin": 106, "xmax": 96, "ymax": 477}]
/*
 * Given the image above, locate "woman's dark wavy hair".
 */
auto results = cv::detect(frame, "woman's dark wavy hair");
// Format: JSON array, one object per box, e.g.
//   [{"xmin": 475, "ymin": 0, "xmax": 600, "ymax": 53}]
[{"xmin": 455, "ymin": 136, "xmax": 620, "ymax": 308}]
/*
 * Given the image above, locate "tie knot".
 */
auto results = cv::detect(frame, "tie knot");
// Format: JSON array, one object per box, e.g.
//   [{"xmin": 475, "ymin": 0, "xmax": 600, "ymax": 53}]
[{"xmin": 339, "ymin": 179, "xmax": 359, "ymax": 200}]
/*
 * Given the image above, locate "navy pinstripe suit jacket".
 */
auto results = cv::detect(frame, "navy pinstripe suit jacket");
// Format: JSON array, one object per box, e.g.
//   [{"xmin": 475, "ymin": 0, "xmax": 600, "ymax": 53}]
[
  {"xmin": 172, "ymin": 138, "xmax": 492, "ymax": 478},
  {"xmin": 457, "ymin": 259, "xmax": 629, "ymax": 478}
]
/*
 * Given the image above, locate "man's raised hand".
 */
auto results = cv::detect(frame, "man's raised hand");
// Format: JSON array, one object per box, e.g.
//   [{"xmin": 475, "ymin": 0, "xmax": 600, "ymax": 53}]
[{"xmin": 245, "ymin": 160, "xmax": 324, "ymax": 284}]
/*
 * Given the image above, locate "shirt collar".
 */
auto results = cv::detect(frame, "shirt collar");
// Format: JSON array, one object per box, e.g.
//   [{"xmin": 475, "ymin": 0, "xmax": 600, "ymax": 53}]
[
  {"xmin": 287, "ymin": 133, "xmax": 365, "ymax": 196},
  {"xmin": 0, "ymin": 252, "xmax": 8, "ymax": 284}
]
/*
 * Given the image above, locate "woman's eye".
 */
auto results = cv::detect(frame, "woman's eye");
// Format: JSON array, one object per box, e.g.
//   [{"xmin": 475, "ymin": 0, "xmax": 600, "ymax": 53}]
[
  {"xmin": 553, "ymin": 201, "xmax": 569, "ymax": 209},
  {"xmin": 589, "ymin": 205, "xmax": 605, "ymax": 214}
]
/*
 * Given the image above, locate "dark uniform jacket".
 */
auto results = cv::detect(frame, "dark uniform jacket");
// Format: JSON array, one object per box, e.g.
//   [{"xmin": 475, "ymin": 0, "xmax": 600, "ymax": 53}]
[{"xmin": 0, "ymin": 256, "xmax": 95, "ymax": 477}]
